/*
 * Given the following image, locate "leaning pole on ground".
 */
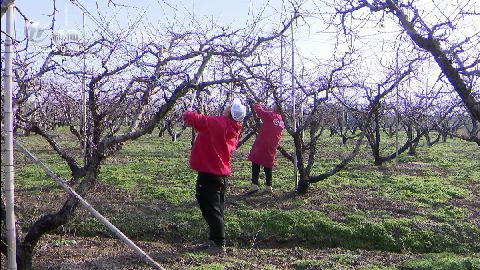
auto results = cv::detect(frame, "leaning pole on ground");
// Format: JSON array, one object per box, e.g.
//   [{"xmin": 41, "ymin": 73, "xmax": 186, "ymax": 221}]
[
  {"xmin": 15, "ymin": 142, "xmax": 166, "ymax": 270},
  {"xmin": 3, "ymin": 3, "xmax": 17, "ymax": 270}
]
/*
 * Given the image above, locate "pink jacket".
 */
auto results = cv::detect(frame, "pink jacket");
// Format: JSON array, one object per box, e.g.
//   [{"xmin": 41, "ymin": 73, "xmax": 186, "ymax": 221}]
[
  {"xmin": 248, "ymin": 103, "xmax": 284, "ymax": 168},
  {"xmin": 183, "ymin": 111, "xmax": 242, "ymax": 176}
]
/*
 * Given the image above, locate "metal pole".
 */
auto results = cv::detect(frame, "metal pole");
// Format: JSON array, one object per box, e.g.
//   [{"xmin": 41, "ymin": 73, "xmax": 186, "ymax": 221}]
[
  {"xmin": 280, "ymin": 35, "xmax": 283, "ymax": 97},
  {"xmin": 81, "ymin": 12, "xmax": 87, "ymax": 164},
  {"xmin": 192, "ymin": 0, "xmax": 195, "ymax": 25},
  {"xmin": 291, "ymin": 15, "xmax": 298, "ymax": 189},
  {"xmin": 395, "ymin": 48, "xmax": 399, "ymax": 167},
  {"xmin": 3, "ymin": 3, "xmax": 17, "ymax": 269},
  {"xmin": 300, "ymin": 68, "xmax": 304, "ymax": 141}
]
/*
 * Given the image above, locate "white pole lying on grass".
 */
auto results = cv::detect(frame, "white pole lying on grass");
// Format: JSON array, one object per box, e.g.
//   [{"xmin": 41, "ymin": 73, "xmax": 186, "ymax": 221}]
[
  {"xmin": 15, "ymin": 142, "xmax": 165, "ymax": 270},
  {"xmin": 3, "ymin": 3, "xmax": 17, "ymax": 269}
]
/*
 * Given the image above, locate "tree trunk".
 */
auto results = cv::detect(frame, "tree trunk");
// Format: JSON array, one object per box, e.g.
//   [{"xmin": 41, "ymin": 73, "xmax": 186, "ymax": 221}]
[
  {"xmin": 13, "ymin": 160, "xmax": 100, "ymax": 269},
  {"xmin": 297, "ymin": 172, "xmax": 309, "ymax": 194},
  {"xmin": 442, "ymin": 132, "xmax": 448, "ymax": 142},
  {"xmin": 408, "ymin": 127, "xmax": 421, "ymax": 156},
  {"xmin": 16, "ymin": 244, "xmax": 34, "ymax": 270},
  {"xmin": 292, "ymin": 134, "xmax": 309, "ymax": 194},
  {"xmin": 373, "ymin": 110, "xmax": 382, "ymax": 165},
  {"xmin": 341, "ymin": 135, "xmax": 348, "ymax": 145}
]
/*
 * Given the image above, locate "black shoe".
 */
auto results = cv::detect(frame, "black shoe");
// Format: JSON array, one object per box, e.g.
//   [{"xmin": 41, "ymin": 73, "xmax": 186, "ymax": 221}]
[
  {"xmin": 264, "ymin": 186, "xmax": 273, "ymax": 194},
  {"xmin": 187, "ymin": 240, "xmax": 214, "ymax": 252},
  {"xmin": 205, "ymin": 244, "xmax": 226, "ymax": 256},
  {"xmin": 246, "ymin": 184, "xmax": 259, "ymax": 195}
]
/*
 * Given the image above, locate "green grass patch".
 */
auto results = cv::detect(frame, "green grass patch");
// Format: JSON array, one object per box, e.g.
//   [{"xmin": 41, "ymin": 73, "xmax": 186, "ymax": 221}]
[
  {"xmin": 66, "ymin": 217, "xmax": 108, "ymax": 238},
  {"xmin": 11, "ymin": 129, "xmax": 480, "ymax": 259},
  {"xmin": 431, "ymin": 205, "xmax": 468, "ymax": 221},
  {"xmin": 358, "ymin": 266, "xmax": 397, "ymax": 270},
  {"xmin": 166, "ymin": 208, "xmax": 480, "ymax": 253},
  {"xmin": 401, "ymin": 252, "xmax": 480, "ymax": 270},
  {"xmin": 293, "ymin": 259, "xmax": 330, "ymax": 269},
  {"xmin": 190, "ymin": 263, "xmax": 227, "ymax": 270}
]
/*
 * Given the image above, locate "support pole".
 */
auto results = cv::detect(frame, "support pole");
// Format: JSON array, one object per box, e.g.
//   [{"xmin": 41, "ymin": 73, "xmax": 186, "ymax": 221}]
[
  {"xmin": 280, "ymin": 35, "xmax": 283, "ymax": 101},
  {"xmin": 291, "ymin": 15, "xmax": 298, "ymax": 189},
  {"xmin": 81, "ymin": 12, "xmax": 87, "ymax": 164},
  {"xmin": 3, "ymin": 3, "xmax": 17, "ymax": 269},
  {"xmin": 395, "ymin": 48, "xmax": 399, "ymax": 167}
]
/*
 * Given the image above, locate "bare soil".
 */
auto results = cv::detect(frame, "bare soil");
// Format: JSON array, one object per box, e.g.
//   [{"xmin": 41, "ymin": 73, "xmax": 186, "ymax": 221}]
[
  {"xmin": 3, "ymin": 178, "xmax": 479, "ymax": 270},
  {"xmin": 2, "ymin": 233, "xmax": 410, "ymax": 270}
]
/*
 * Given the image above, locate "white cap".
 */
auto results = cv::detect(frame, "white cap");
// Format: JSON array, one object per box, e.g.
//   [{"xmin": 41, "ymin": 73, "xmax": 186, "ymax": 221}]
[{"xmin": 230, "ymin": 98, "xmax": 246, "ymax": 122}]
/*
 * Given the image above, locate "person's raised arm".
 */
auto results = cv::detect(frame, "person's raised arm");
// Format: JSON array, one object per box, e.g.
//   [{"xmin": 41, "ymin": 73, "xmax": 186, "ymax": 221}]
[
  {"xmin": 183, "ymin": 111, "xmax": 208, "ymax": 132},
  {"xmin": 252, "ymin": 103, "xmax": 270, "ymax": 120}
]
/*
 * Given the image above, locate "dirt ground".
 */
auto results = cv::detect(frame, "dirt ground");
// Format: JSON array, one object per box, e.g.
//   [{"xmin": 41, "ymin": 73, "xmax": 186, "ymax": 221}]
[
  {"xmin": 2, "ymin": 233, "xmax": 411, "ymax": 269},
  {"xmin": 1, "ymin": 186, "xmax": 413, "ymax": 270},
  {"xmin": 3, "ymin": 175, "xmax": 478, "ymax": 270}
]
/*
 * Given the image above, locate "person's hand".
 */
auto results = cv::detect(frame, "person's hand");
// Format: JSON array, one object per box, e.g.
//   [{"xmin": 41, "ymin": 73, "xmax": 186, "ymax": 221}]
[
  {"xmin": 223, "ymin": 105, "xmax": 231, "ymax": 117},
  {"xmin": 183, "ymin": 111, "xmax": 192, "ymax": 127},
  {"xmin": 183, "ymin": 110, "xmax": 193, "ymax": 119}
]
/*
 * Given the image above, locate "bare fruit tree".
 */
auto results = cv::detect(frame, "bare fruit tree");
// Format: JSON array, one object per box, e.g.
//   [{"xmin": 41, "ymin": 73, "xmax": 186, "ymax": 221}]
[
  {"xmin": 238, "ymin": 48, "xmax": 366, "ymax": 194},
  {"xmin": 331, "ymin": 0, "xmax": 480, "ymax": 130},
  {"xmin": 1, "ymin": 7, "xmax": 297, "ymax": 267}
]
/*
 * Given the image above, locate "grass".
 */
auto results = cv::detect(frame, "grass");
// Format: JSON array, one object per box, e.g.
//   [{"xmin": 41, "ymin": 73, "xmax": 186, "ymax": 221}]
[
  {"xmin": 293, "ymin": 259, "xmax": 330, "ymax": 269},
  {"xmin": 401, "ymin": 253, "xmax": 480, "ymax": 270},
  {"xmin": 190, "ymin": 263, "xmax": 227, "ymax": 270},
  {"xmin": 9, "ymin": 129, "xmax": 480, "ymax": 268}
]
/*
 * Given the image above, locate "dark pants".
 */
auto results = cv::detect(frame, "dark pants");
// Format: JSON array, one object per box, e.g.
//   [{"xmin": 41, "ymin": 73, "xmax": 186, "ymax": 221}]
[
  {"xmin": 196, "ymin": 172, "xmax": 227, "ymax": 247},
  {"xmin": 251, "ymin": 162, "xmax": 273, "ymax": 187}
]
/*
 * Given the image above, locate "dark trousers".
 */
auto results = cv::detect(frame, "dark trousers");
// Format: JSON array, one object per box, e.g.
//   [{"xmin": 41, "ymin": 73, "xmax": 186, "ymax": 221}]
[
  {"xmin": 195, "ymin": 172, "xmax": 227, "ymax": 246},
  {"xmin": 251, "ymin": 162, "xmax": 273, "ymax": 187}
]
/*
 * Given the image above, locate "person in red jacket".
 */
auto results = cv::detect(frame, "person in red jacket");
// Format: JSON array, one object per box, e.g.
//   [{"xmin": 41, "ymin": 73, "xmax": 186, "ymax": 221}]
[
  {"xmin": 247, "ymin": 101, "xmax": 284, "ymax": 194},
  {"xmin": 183, "ymin": 98, "xmax": 246, "ymax": 255}
]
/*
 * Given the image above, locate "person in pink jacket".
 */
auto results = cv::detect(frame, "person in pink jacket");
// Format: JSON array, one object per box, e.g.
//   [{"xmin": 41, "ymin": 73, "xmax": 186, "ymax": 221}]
[{"xmin": 247, "ymin": 101, "xmax": 284, "ymax": 194}]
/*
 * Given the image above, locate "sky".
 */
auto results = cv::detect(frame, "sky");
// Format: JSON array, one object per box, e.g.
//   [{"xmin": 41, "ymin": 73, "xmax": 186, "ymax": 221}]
[
  {"xmin": 3, "ymin": 0, "xmax": 339, "ymax": 62},
  {"xmin": 2, "ymin": 0, "xmax": 478, "ymax": 101}
]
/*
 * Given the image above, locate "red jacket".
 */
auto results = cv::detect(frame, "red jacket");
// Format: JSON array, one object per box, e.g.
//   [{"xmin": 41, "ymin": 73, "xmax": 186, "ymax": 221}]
[
  {"xmin": 183, "ymin": 111, "xmax": 242, "ymax": 176},
  {"xmin": 248, "ymin": 103, "xmax": 284, "ymax": 168}
]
